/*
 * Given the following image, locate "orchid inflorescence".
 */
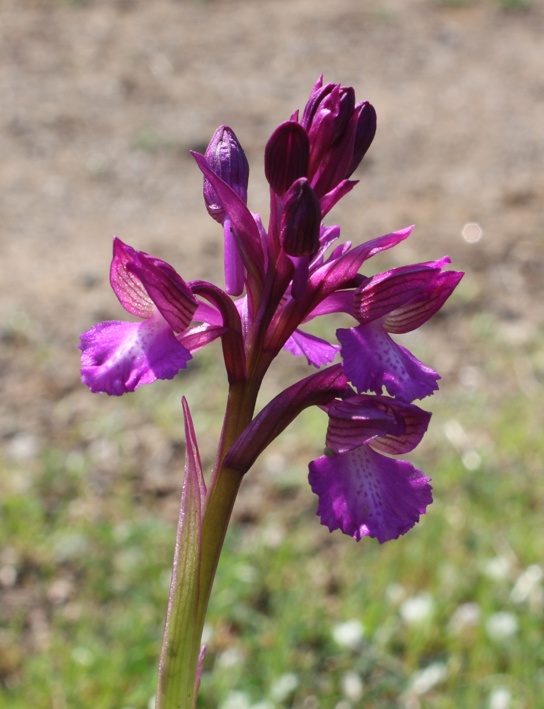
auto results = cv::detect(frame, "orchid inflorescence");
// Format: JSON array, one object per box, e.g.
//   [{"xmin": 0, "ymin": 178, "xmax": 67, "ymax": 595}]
[
  {"xmin": 80, "ymin": 77, "xmax": 462, "ymax": 706},
  {"xmin": 80, "ymin": 76, "xmax": 462, "ymax": 544}
]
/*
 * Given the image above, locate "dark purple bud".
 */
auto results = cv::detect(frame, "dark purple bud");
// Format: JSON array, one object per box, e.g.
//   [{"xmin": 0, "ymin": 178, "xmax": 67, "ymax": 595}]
[
  {"xmin": 303, "ymin": 83, "xmax": 355, "ymax": 152},
  {"xmin": 264, "ymin": 121, "xmax": 309, "ymax": 196},
  {"xmin": 345, "ymin": 101, "xmax": 377, "ymax": 178},
  {"xmin": 300, "ymin": 76, "xmax": 336, "ymax": 130},
  {"xmin": 280, "ymin": 177, "xmax": 321, "ymax": 257},
  {"xmin": 300, "ymin": 80, "xmax": 360, "ymax": 196},
  {"xmin": 203, "ymin": 125, "xmax": 249, "ymax": 223}
]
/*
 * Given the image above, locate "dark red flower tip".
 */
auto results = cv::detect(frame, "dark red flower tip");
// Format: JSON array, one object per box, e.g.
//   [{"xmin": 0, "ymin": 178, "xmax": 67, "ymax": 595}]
[
  {"xmin": 280, "ymin": 178, "xmax": 321, "ymax": 257},
  {"xmin": 264, "ymin": 121, "xmax": 310, "ymax": 196}
]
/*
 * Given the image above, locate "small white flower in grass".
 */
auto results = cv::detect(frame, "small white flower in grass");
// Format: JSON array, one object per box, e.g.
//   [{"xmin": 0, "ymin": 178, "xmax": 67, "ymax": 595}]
[
  {"xmin": 332, "ymin": 619, "xmax": 365, "ymax": 649},
  {"xmin": 482, "ymin": 556, "xmax": 511, "ymax": 582},
  {"xmin": 220, "ymin": 691, "xmax": 251, "ymax": 709},
  {"xmin": 400, "ymin": 592, "xmax": 434, "ymax": 625},
  {"xmin": 201, "ymin": 623, "xmax": 213, "ymax": 645},
  {"xmin": 270, "ymin": 673, "xmax": 299, "ymax": 702},
  {"xmin": 71, "ymin": 646, "xmax": 94, "ymax": 666},
  {"xmin": 386, "ymin": 582, "xmax": 406, "ymax": 605},
  {"xmin": 236, "ymin": 563, "xmax": 258, "ymax": 583},
  {"xmin": 217, "ymin": 647, "xmax": 244, "ymax": 669},
  {"xmin": 488, "ymin": 686, "xmax": 512, "ymax": 709},
  {"xmin": 260, "ymin": 522, "xmax": 285, "ymax": 549},
  {"xmin": 511, "ymin": 564, "xmax": 543, "ymax": 606},
  {"xmin": 410, "ymin": 662, "xmax": 448, "ymax": 695},
  {"xmin": 485, "ymin": 612, "xmax": 518, "ymax": 641},
  {"xmin": 448, "ymin": 602, "xmax": 481, "ymax": 635},
  {"xmin": 341, "ymin": 671, "xmax": 364, "ymax": 701},
  {"xmin": 462, "ymin": 449, "xmax": 481, "ymax": 471}
]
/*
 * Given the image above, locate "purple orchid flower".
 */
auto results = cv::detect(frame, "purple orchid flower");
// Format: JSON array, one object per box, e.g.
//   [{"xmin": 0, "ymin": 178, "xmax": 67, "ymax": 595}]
[
  {"xmin": 80, "ymin": 238, "xmax": 198, "ymax": 395},
  {"xmin": 338, "ymin": 258, "xmax": 464, "ymax": 402},
  {"xmin": 309, "ymin": 395, "xmax": 433, "ymax": 543},
  {"xmin": 80, "ymin": 78, "xmax": 462, "ymax": 546}
]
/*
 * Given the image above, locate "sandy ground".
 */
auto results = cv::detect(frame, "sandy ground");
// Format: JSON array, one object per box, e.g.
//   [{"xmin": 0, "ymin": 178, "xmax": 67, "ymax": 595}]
[{"xmin": 1, "ymin": 0, "xmax": 544, "ymax": 591}]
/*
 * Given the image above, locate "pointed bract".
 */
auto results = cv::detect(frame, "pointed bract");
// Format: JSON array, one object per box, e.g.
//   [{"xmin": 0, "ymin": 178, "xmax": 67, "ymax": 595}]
[{"xmin": 156, "ymin": 398, "xmax": 206, "ymax": 708}]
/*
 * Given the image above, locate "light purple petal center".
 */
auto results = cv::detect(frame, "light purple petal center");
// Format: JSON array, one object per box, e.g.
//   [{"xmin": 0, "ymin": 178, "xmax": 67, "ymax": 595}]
[
  {"xmin": 337, "ymin": 323, "xmax": 440, "ymax": 402},
  {"xmin": 80, "ymin": 312, "xmax": 192, "ymax": 395},
  {"xmin": 309, "ymin": 445, "xmax": 432, "ymax": 543}
]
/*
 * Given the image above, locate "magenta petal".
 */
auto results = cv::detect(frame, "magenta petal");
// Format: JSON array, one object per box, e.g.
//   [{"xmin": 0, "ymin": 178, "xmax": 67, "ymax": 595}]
[
  {"xmin": 326, "ymin": 395, "xmax": 431, "ymax": 455},
  {"xmin": 320, "ymin": 179, "xmax": 358, "ymax": 218},
  {"xmin": 310, "ymin": 226, "xmax": 413, "ymax": 296},
  {"xmin": 308, "ymin": 445, "xmax": 432, "ymax": 543},
  {"xmin": 325, "ymin": 396, "xmax": 406, "ymax": 453},
  {"xmin": 369, "ymin": 400, "xmax": 431, "ymax": 455},
  {"xmin": 337, "ymin": 323, "xmax": 439, "ymax": 402},
  {"xmin": 110, "ymin": 238, "xmax": 154, "ymax": 319},
  {"xmin": 80, "ymin": 314, "xmax": 192, "ymax": 395},
  {"xmin": 129, "ymin": 254, "xmax": 197, "ymax": 333},
  {"xmin": 355, "ymin": 259, "xmax": 463, "ymax": 333},
  {"xmin": 284, "ymin": 329, "xmax": 339, "ymax": 367}
]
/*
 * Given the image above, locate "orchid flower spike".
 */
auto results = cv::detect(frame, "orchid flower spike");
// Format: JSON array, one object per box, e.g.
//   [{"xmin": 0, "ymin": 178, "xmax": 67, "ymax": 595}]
[{"xmin": 80, "ymin": 77, "xmax": 462, "ymax": 544}]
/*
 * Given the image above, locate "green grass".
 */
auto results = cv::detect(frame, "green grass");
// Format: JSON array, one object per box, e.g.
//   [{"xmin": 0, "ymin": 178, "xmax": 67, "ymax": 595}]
[{"xmin": 1, "ymin": 321, "xmax": 543, "ymax": 708}]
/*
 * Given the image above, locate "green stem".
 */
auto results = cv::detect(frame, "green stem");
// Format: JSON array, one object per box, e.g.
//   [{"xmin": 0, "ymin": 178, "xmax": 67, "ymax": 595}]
[
  {"xmin": 157, "ymin": 378, "xmax": 261, "ymax": 709},
  {"xmin": 195, "ymin": 378, "xmax": 262, "ymax": 651}
]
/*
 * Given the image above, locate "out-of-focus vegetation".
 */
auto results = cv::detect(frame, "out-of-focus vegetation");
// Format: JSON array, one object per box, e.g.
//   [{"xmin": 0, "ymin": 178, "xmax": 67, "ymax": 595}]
[{"xmin": 1, "ymin": 306, "xmax": 543, "ymax": 709}]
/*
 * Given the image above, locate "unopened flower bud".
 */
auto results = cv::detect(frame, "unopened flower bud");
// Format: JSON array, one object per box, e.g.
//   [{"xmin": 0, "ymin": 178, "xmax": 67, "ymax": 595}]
[
  {"xmin": 264, "ymin": 121, "xmax": 309, "ymax": 196},
  {"xmin": 345, "ymin": 101, "xmax": 377, "ymax": 179},
  {"xmin": 280, "ymin": 178, "xmax": 321, "ymax": 257},
  {"xmin": 203, "ymin": 126, "xmax": 249, "ymax": 223},
  {"xmin": 302, "ymin": 82, "xmax": 355, "ymax": 158},
  {"xmin": 300, "ymin": 77, "xmax": 376, "ymax": 196}
]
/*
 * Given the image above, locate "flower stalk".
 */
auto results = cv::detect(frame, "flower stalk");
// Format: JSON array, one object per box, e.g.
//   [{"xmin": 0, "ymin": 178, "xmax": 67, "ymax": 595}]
[{"xmin": 79, "ymin": 76, "xmax": 463, "ymax": 706}]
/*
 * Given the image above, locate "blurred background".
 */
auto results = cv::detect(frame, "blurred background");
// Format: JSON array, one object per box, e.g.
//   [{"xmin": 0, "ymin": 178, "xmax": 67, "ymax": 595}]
[{"xmin": 1, "ymin": 0, "xmax": 543, "ymax": 707}]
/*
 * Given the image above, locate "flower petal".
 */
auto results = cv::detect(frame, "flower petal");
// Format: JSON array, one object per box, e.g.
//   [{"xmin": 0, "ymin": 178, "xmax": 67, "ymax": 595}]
[
  {"xmin": 80, "ymin": 314, "xmax": 192, "ymax": 395},
  {"xmin": 320, "ymin": 179, "xmax": 358, "ymax": 218},
  {"xmin": 284, "ymin": 329, "xmax": 339, "ymax": 367},
  {"xmin": 354, "ymin": 258, "xmax": 463, "ymax": 333},
  {"xmin": 326, "ymin": 395, "xmax": 432, "ymax": 455},
  {"xmin": 325, "ymin": 396, "xmax": 405, "ymax": 453},
  {"xmin": 308, "ymin": 445, "xmax": 432, "ymax": 543},
  {"xmin": 310, "ymin": 226, "xmax": 413, "ymax": 296},
  {"xmin": 129, "ymin": 253, "xmax": 198, "ymax": 333},
  {"xmin": 337, "ymin": 323, "xmax": 439, "ymax": 401},
  {"xmin": 110, "ymin": 238, "xmax": 155, "ymax": 319}
]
